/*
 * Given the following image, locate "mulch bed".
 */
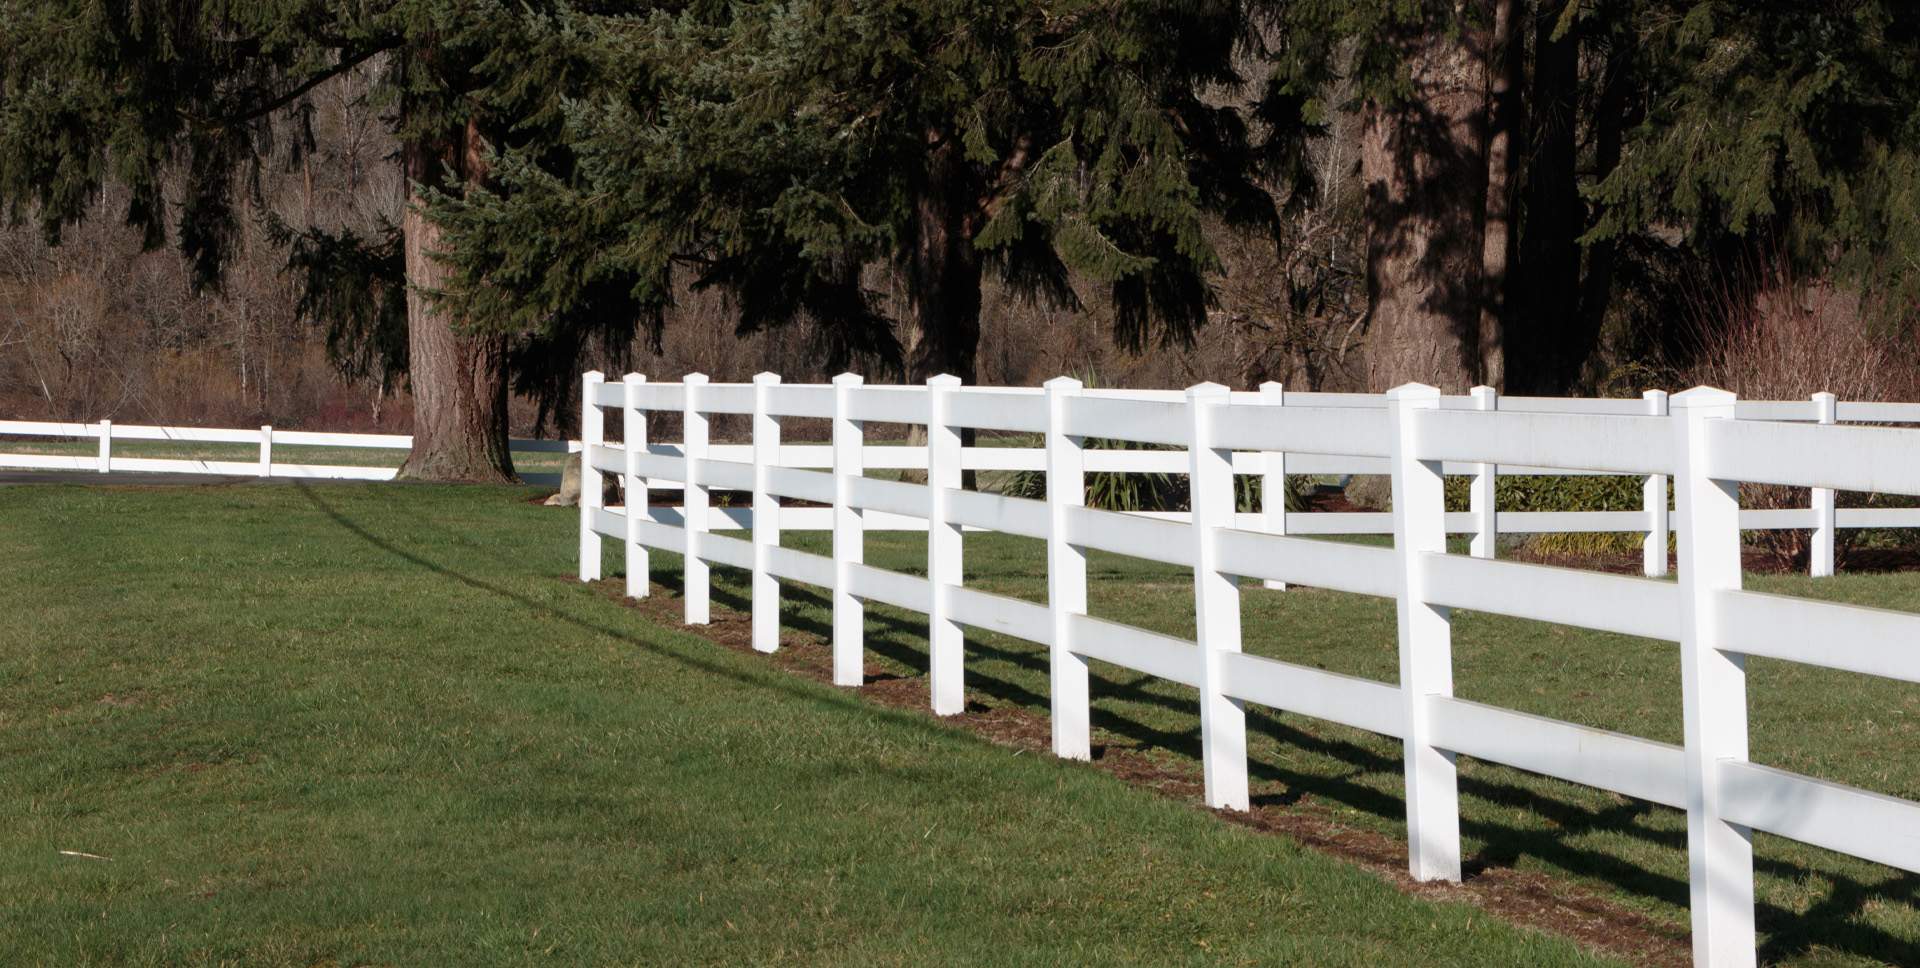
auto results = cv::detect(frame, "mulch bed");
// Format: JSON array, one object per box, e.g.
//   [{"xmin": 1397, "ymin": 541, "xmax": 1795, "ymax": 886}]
[{"xmin": 590, "ymin": 577, "xmax": 1692, "ymax": 968}]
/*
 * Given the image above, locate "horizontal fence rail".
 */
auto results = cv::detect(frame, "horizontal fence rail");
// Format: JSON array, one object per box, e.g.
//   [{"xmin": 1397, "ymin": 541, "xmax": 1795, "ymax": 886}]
[
  {"xmin": 582, "ymin": 370, "xmax": 1920, "ymax": 968},
  {"xmin": 0, "ymin": 419, "xmax": 577, "ymax": 485},
  {"xmin": 571, "ymin": 383, "xmax": 1919, "ymax": 580}
]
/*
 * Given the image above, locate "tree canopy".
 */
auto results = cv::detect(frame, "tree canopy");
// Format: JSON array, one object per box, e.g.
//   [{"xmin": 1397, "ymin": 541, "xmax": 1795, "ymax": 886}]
[
  {"xmin": 433, "ymin": 0, "xmax": 1318, "ymax": 386},
  {"xmin": 0, "ymin": 0, "xmax": 661, "ymax": 475},
  {"xmin": 6, "ymin": 0, "xmax": 1920, "ymax": 439}
]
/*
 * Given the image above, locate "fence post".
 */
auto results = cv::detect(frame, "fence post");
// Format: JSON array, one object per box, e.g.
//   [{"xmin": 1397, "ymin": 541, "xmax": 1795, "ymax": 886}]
[
  {"xmin": 1811, "ymin": 391, "xmax": 1838, "ymax": 577},
  {"xmin": 1189, "ymin": 382, "xmax": 1249, "ymax": 811},
  {"xmin": 579, "ymin": 371, "xmax": 604, "ymax": 583},
  {"xmin": 1045, "ymin": 376, "xmax": 1091, "ymax": 760},
  {"xmin": 1259, "ymin": 381, "xmax": 1289, "ymax": 589},
  {"xmin": 1387, "ymin": 382, "xmax": 1460, "ymax": 882},
  {"xmin": 831, "ymin": 373, "xmax": 865, "ymax": 687},
  {"xmin": 624, "ymin": 373, "xmax": 649, "ymax": 598},
  {"xmin": 926, "ymin": 374, "xmax": 966, "ymax": 716},
  {"xmin": 1469, "ymin": 386, "xmax": 1497, "ymax": 559},
  {"xmin": 259, "ymin": 425, "xmax": 273, "ymax": 478},
  {"xmin": 1644, "ymin": 390, "xmax": 1671, "ymax": 578},
  {"xmin": 1672, "ymin": 386, "xmax": 1755, "ymax": 967},
  {"xmin": 682, "ymin": 373, "xmax": 711, "ymax": 625},
  {"xmin": 752, "ymin": 373, "xmax": 783, "ymax": 653},
  {"xmin": 97, "ymin": 419, "xmax": 111, "ymax": 474}
]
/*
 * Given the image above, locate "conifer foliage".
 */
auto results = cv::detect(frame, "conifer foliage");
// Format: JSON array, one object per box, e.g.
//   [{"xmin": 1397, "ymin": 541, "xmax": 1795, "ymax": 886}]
[
  {"xmin": 434, "ymin": 0, "xmax": 1317, "ymax": 385},
  {"xmin": 6, "ymin": 0, "xmax": 1920, "ymax": 443},
  {"xmin": 0, "ymin": 0, "xmax": 655, "ymax": 479}
]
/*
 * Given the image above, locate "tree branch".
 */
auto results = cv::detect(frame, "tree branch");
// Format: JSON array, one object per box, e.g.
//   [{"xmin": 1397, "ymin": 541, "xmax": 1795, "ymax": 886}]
[{"xmin": 191, "ymin": 45, "xmax": 394, "ymax": 129}]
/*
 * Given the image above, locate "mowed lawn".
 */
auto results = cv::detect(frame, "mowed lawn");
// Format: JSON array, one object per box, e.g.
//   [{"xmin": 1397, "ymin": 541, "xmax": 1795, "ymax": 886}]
[
  {"xmin": 658, "ymin": 524, "xmax": 1920, "ymax": 967},
  {"xmin": 0, "ymin": 482, "xmax": 1619, "ymax": 967}
]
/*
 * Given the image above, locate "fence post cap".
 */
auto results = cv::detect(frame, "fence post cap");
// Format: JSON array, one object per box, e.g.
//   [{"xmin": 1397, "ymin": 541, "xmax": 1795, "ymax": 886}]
[
  {"xmin": 623, "ymin": 372, "xmax": 646, "ymax": 385},
  {"xmin": 1812, "ymin": 390, "xmax": 1837, "ymax": 403},
  {"xmin": 1043, "ymin": 375, "xmax": 1082, "ymax": 392},
  {"xmin": 753, "ymin": 371, "xmax": 781, "ymax": 385},
  {"xmin": 1259, "ymin": 381, "xmax": 1284, "ymax": 394},
  {"xmin": 583, "ymin": 370, "xmax": 605, "ymax": 381},
  {"xmin": 682, "ymin": 372, "xmax": 710, "ymax": 385},
  {"xmin": 1642, "ymin": 388, "xmax": 1667, "ymax": 401},
  {"xmin": 1184, "ymin": 381, "xmax": 1230, "ymax": 399},
  {"xmin": 1671, "ymin": 385, "xmax": 1736, "ymax": 409},
  {"xmin": 831, "ymin": 372, "xmax": 864, "ymax": 387},
  {"xmin": 1385, "ymin": 382, "xmax": 1440, "ymax": 402},
  {"xmin": 926, "ymin": 373, "xmax": 962, "ymax": 387}
]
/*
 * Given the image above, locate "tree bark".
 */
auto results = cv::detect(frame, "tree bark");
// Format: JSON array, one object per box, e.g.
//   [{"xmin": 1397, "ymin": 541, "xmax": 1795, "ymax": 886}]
[
  {"xmin": 1508, "ymin": 7, "xmax": 1586, "ymax": 393},
  {"xmin": 898, "ymin": 128, "xmax": 983, "ymax": 485},
  {"xmin": 1362, "ymin": 2, "xmax": 1493, "ymax": 394},
  {"xmin": 1476, "ymin": 0, "xmax": 1520, "ymax": 391},
  {"xmin": 903, "ymin": 129, "xmax": 983, "ymax": 387},
  {"xmin": 396, "ymin": 119, "xmax": 515, "ymax": 483},
  {"xmin": 1580, "ymin": 35, "xmax": 1636, "ymax": 366}
]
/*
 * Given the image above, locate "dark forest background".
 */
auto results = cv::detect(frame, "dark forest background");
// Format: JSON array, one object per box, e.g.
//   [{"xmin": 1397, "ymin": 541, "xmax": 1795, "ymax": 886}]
[{"xmin": 4, "ymin": 2, "xmax": 1917, "ymax": 469}]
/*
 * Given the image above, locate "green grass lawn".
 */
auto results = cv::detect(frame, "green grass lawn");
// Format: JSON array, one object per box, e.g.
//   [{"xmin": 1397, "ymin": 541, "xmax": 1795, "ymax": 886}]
[
  {"xmin": 0, "ymin": 482, "xmax": 1622, "ymax": 967},
  {"xmin": 646, "ymin": 524, "xmax": 1920, "ymax": 968}
]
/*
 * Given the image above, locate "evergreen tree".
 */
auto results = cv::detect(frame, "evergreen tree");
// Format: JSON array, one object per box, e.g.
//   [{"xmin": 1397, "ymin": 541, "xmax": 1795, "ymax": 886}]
[
  {"xmin": 434, "ymin": 0, "xmax": 1318, "ymax": 387},
  {"xmin": 1582, "ymin": 0, "xmax": 1920, "ymax": 373},
  {"xmin": 1338, "ymin": 0, "xmax": 1920, "ymax": 394},
  {"xmin": 0, "ymin": 0, "xmax": 653, "ymax": 479}
]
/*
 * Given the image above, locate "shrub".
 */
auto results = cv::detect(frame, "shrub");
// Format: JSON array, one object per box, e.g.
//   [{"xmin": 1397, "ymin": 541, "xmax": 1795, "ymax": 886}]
[
  {"xmin": 997, "ymin": 435, "xmax": 1305, "ymax": 514},
  {"xmin": 1443, "ymin": 473, "xmax": 1653, "ymax": 557},
  {"xmin": 1681, "ymin": 251, "xmax": 1919, "ymax": 569}
]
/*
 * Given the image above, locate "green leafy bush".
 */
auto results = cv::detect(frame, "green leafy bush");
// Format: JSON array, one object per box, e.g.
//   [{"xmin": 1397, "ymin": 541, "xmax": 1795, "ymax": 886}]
[
  {"xmin": 997, "ymin": 436, "xmax": 1304, "ymax": 514},
  {"xmin": 1441, "ymin": 473, "xmax": 1653, "ymax": 557}
]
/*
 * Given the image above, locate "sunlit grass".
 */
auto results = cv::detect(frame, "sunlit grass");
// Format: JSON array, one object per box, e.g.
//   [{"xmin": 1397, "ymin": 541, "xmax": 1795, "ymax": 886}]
[
  {"xmin": 0, "ymin": 481, "xmax": 1617, "ymax": 967},
  {"xmin": 642, "ymin": 525, "xmax": 1920, "ymax": 968}
]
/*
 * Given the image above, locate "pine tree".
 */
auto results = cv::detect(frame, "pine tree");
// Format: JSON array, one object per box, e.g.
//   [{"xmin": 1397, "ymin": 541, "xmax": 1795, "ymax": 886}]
[
  {"xmin": 0, "ymin": 0, "xmax": 653, "ymax": 479},
  {"xmin": 1351, "ymin": 0, "xmax": 1920, "ymax": 393},
  {"xmin": 433, "ymin": 0, "xmax": 1318, "ymax": 386},
  {"xmin": 1587, "ymin": 1, "xmax": 1920, "ymax": 335}
]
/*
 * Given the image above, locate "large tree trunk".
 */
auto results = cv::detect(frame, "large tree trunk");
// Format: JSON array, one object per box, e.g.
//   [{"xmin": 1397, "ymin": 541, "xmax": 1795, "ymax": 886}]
[
  {"xmin": 903, "ymin": 130, "xmax": 983, "ymax": 387},
  {"xmin": 1580, "ymin": 36, "xmax": 1636, "ymax": 366},
  {"xmin": 1507, "ymin": 8, "xmax": 1586, "ymax": 393},
  {"xmin": 898, "ymin": 128, "xmax": 983, "ymax": 485},
  {"xmin": 1476, "ymin": 0, "xmax": 1520, "ymax": 391},
  {"xmin": 396, "ymin": 120, "xmax": 515, "ymax": 483},
  {"xmin": 1362, "ymin": 1, "xmax": 1493, "ymax": 393}
]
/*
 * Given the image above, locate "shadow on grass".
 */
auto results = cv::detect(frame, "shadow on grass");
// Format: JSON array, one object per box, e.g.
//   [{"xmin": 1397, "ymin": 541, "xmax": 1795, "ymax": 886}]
[
  {"xmin": 303, "ymin": 482, "xmax": 1920, "ymax": 966},
  {"xmin": 703, "ymin": 559, "xmax": 1919, "ymax": 964},
  {"xmin": 291, "ymin": 483, "xmax": 1001, "ymax": 762}
]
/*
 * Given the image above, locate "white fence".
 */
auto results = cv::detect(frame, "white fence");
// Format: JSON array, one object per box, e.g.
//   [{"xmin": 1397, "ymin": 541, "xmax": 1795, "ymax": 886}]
[
  {"xmin": 0, "ymin": 419, "xmax": 576, "ymax": 485},
  {"xmin": 582, "ymin": 379, "xmax": 1920, "ymax": 580},
  {"xmin": 581, "ymin": 370, "xmax": 1920, "ymax": 968}
]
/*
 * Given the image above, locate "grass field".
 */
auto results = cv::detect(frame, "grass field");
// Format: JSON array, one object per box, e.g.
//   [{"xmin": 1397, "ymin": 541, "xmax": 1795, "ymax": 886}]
[
  {"xmin": 656, "ymin": 524, "xmax": 1920, "ymax": 966},
  {"xmin": 0, "ymin": 481, "xmax": 1626, "ymax": 967}
]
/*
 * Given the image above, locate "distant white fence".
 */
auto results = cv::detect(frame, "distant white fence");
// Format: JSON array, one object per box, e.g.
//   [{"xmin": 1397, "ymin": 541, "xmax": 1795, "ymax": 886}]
[
  {"xmin": 581, "ymin": 370, "xmax": 1920, "ymax": 968},
  {"xmin": 0, "ymin": 420, "xmax": 576, "ymax": 485}
]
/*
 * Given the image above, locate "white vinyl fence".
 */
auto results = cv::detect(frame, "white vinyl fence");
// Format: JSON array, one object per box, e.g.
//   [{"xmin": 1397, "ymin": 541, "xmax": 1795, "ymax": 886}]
[
  {"xmin": 0, "ymin": 420, "xmax": 576, "ymax": 485},
  {"xmin": 582, "ymin": 370, "xmax": 1920, "ymax": 968},
  {"xmin": 581, "ymin": 378, "xmax": 1920, "ymax": 580}
]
